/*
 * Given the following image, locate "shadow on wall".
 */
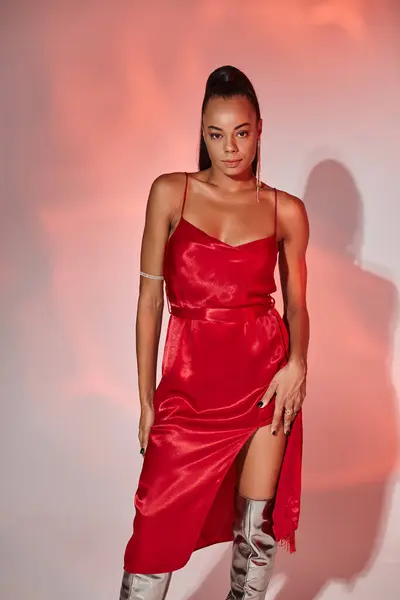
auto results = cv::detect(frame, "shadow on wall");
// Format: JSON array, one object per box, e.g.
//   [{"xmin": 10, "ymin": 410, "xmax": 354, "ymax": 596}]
[{"xmin": 185, "ymin": 160, "xmax": 399, "ymax": 600}]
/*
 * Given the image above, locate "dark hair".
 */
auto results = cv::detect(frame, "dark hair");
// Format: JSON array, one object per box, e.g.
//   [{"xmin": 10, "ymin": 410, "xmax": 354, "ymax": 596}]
[{"xmin": 198, "ymin": 65, "xmax": 261, "ymax": 173}]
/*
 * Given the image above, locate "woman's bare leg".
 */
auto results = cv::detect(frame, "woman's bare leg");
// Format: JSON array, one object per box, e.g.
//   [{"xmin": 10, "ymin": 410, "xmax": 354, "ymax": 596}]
[{"xmin": 236, "ymin": 424, "xmax": 287, "ymax": 498}]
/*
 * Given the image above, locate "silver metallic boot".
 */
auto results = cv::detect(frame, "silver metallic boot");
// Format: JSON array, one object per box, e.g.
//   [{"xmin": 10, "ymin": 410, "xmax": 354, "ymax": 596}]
[
  {"xmin": 225, "ymin": 490, "xmax": 277, "ymax": 599},
  {"xmin": 119, "ymin": 570, "xmax": 172, "ymax": 600}
]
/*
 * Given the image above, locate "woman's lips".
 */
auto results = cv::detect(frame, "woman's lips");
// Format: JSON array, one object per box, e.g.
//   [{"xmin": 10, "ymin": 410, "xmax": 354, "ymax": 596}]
[{"xmin": 223, "ymin": 159, "xmax": 242, "ymax": 167}]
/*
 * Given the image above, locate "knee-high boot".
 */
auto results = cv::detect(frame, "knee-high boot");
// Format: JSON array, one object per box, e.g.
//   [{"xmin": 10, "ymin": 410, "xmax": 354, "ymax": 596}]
[
  {"xmin": 225, "ymin": 490, "xmax": 277, "ymax": 599},
  {"xmin": 119, "ymin": 570, "xmax": 172, "ymax": 600}
]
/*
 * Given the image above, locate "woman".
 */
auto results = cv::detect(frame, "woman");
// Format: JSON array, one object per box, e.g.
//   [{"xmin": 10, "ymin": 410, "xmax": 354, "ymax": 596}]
[{"xmin": 119, "ymin": 65, "xmax": 309, "ymax": 600}]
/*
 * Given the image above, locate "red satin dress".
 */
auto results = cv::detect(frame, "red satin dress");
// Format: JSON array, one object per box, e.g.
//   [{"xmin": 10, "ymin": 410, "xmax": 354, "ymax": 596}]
[{"xmin": 123, "ymin": 174, "xmax": 302, "ymax": 575}]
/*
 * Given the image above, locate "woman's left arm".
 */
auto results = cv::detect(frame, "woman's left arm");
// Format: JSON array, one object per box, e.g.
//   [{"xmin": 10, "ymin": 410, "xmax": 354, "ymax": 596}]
[{"xmin": 262, "ymin": 191, "xmax": 310, "ymax": 435}]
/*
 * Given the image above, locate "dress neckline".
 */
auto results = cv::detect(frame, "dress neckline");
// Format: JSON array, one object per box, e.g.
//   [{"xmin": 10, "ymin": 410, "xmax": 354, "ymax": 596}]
[{"xmin": 167, "ymin": 215, "xmax": 277, "ymax": 250}]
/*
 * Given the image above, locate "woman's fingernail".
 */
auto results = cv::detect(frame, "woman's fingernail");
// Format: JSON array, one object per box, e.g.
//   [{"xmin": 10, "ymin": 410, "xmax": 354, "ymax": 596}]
[
  {"xmin": 285, "ymin": 430, "xmax": 290, "ymax": 436},
  {"xmin": 257, "ymin": 401, "xmax": 263, "ymax": 407},
  {"xmin": 272, "ymin": 430, "xmax": 277, "ymax": 436},
  {"xmin": 140, "ymin": 448, "xmax": 145, "ymax": 455}
]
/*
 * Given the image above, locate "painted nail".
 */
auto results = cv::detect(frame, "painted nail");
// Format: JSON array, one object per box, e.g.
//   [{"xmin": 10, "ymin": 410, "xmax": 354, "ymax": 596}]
[
  {"xmin": 257, "ymin": 401, "xmax": 263, "ymax": 407},
  {"xmin": 140, "ymin": 448, "xmax": 145, "ymax": 455},
  {"xmin": 272, "ymin": 430, "xmax": 277, "ymax": 436}
]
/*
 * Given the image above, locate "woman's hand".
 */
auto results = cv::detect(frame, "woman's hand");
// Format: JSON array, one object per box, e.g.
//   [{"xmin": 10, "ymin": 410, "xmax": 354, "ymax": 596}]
[
  {"xmin": 138, "ymin": 403, "xmax": 155, "ymax": 456},
  {"xmin": 258, "ymin": 359, "xmax": 307, "ymax": 435}
]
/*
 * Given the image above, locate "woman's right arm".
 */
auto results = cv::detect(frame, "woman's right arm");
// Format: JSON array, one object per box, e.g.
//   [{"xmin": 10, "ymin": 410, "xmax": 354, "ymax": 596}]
[{"xmin": 136, "ymin": 173, "xmax": 180, "ymax": 453}]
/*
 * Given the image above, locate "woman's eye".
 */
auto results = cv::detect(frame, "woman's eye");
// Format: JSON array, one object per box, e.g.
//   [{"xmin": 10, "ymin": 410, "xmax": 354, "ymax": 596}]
[
  {"xmin": 237, "ymin": 131, "xmax": 249, "ymax": 138},
  {"xmin": 210, "ymin": 133, "xmax": 222, "ymax": 139}
]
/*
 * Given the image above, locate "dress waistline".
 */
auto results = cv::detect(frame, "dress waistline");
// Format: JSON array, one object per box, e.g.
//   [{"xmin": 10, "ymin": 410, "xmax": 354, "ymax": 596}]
[{"xmin": 169, "ymin": 297, "xmax": 275, "ymax": 322}]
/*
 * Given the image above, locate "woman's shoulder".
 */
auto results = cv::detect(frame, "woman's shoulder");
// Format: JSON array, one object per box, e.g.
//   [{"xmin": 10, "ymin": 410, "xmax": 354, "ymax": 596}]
[
  {"xmin": 259, "ymin": 184, "xmax": 307, "ymax": 232},
  {"xmin": 145, "ymin": 172, "xmax": 189, "ymax": 219},
  {"xmin": 150, "ymin": 171, "xmax": 188, "ymax": 194},
  {"xmin": 259, "ymin": 182, "xmax": 303, "ymax": 208},
  {"xmin": 271, "ymin": 187, "xmax": 308, "ymax": 239},
  {"xmin": 271, "ymin": 186, "xmax": 306, "ymax": 216}
]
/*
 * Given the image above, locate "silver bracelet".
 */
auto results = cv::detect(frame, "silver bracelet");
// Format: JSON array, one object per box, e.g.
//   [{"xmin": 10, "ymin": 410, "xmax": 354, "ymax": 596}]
[{"xmin": 140, "ymin": 270, "xmax": 164, "ymax": 280}]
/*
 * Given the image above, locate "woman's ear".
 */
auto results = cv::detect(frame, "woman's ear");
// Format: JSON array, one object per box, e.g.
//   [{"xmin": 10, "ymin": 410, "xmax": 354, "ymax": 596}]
[{"xmin": 258, "ymin": 118, "xmax": 263, "ymax": 137}]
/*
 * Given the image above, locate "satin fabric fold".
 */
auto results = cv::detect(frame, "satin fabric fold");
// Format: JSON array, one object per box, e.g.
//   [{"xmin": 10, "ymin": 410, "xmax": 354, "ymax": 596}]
[{"xmin": 123, "ymin": 211, "xmax": 302, "ymax": 575}]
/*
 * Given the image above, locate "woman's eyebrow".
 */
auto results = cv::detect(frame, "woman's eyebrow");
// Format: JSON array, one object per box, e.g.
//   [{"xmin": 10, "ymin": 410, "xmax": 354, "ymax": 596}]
[{"xmin": 207, "ymin": 122, "xmax": 251, "ymax": 131}]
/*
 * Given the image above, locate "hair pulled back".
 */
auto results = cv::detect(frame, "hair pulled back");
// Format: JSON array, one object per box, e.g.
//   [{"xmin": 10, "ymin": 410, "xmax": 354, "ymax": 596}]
[{"xmin": 198, "ymin": 65, "xmax": 261, "ymax": 173}]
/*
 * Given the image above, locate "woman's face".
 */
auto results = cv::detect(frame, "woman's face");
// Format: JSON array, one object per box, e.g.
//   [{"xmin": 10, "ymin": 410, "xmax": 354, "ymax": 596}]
[{"xmin": 202, "ymin": 95, "xmax": 261, "ymax": 176}]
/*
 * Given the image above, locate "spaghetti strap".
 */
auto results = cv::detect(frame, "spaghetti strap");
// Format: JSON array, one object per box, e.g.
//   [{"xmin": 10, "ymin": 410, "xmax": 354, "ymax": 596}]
[
  {"xmin": 274, "ymin": 187, "xmax": 278, "ymax": 237},
  {"xmin": 181, "ymin": 172, "xmax": 189, "ymax": 218}
]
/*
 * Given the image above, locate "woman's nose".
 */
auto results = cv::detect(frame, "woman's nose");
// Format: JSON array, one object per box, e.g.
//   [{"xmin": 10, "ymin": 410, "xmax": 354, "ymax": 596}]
[{"xmin": 223, "ymin": 135, "xmax": 238, "ymax": 153}]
